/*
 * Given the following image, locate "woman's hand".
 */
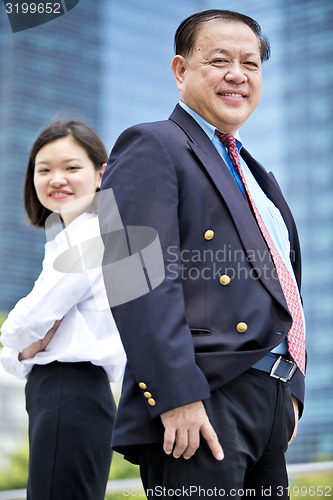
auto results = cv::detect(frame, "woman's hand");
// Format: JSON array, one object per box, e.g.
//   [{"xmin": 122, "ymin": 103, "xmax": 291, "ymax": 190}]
[{"xmin": 18, "ymin": 319, "xmax": 62, "ymax": 361}]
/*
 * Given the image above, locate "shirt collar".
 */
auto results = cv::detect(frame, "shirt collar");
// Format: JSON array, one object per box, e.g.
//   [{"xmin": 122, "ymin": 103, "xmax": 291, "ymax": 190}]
[{"xmin": 179, "ymin": 100, "xmax": 243, "ymax": 149}]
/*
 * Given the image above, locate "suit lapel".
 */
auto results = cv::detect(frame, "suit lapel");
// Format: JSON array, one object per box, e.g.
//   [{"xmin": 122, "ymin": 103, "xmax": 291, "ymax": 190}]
[{"xmin": 169, "ymin": 105, "xmax": 290, "ymax": 312}]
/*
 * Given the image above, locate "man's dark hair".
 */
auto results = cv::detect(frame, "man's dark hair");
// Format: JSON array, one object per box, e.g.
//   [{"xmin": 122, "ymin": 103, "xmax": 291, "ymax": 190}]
[
  {"xmin": 174, "ymin": 10, "xmax": 270, "ymax": 62},
  {"xmin": 24, "ymin": 121, "xmax": 108, "ymax": 228}
]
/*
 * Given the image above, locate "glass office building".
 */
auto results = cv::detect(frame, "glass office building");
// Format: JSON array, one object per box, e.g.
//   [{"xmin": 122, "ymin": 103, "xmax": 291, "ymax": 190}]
[{"xmin": 1, "ymin": 0, "xmax": 332, "ymax": 464}]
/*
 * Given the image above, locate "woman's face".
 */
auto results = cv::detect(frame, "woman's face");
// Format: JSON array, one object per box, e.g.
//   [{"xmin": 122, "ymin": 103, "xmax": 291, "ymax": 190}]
[{"xmin": 34, "ymin": 136, "xmax": 104, "ymax": 225}]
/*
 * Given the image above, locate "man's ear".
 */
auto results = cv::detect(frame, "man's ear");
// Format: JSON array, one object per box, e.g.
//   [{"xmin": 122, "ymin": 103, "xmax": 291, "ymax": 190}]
[{"xmin": 171, "ymin": 55, "xmax": 187, "ymax": 91}]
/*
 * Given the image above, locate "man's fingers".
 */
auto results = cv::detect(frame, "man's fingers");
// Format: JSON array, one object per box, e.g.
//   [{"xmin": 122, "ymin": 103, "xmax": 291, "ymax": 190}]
[
  {"xmin": 161, "ymin": 402, "xmax": 223, "ymax": 460},
  {"xmin": 164, "ymin": 428, "xmax": 200, "ymax": 460},
  {"xmin": 183, "ymin": 428, "xmax": 200, "ymax": 460},
  {"xmin": 172, "ymin": 428, "xmax": 189, "ymax": 458},
  {"xmin": 163, "ymin": 426, "xmax": 176, "ymax": 455},
  {"xmin": 201, "ymin": 421, "xmax": 224, "ymax": 461}
]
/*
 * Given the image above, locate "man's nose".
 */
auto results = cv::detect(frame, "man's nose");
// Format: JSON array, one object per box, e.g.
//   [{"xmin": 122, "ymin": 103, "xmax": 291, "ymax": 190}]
[{"xmin": 224, "ymin": 62, "xmax": 247, "ymax": 84}]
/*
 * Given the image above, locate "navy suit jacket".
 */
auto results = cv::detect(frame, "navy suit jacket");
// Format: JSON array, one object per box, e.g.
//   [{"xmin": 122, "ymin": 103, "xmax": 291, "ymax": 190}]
[{"xmin": 100, "ymin": 104, "xmax": 305, "ymax": 461}]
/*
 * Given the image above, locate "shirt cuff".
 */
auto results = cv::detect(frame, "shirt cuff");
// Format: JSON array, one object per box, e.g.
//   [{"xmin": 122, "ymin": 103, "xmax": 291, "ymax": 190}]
[{"xmin": 0, "ymin": 346, "xmax": 32, "ymax": 380}]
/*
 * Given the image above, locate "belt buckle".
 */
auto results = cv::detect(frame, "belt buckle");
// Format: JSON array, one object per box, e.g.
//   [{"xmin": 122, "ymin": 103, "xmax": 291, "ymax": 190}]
[{"xmin": 270, "ymin": 355, "xmax": 297, "ymax": 382}]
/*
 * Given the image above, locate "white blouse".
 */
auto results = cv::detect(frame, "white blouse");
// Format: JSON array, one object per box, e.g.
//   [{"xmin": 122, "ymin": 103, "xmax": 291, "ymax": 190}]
[{"xmin": 0, "ymin": 212, "xmax": 126, "ymax": 381}]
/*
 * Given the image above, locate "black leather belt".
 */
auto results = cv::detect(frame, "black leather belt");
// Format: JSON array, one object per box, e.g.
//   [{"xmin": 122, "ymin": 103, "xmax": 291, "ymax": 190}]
[{"xmin": 252, "ymin": 353, "xmax": 297, "ymax": 382}]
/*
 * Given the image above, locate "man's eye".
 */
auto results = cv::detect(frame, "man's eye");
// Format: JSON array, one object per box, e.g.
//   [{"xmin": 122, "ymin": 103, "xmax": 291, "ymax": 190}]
[
  {"xmin": 212, "ymin": 59, "xmax": 228, "ymax": 64},
  {"xmin": 244, "ymin": 61, "xmax": 259, "ymax": 69},
  {"xmin": 67, "ymin": 166, "xmax": 80, "ymax": 171}
]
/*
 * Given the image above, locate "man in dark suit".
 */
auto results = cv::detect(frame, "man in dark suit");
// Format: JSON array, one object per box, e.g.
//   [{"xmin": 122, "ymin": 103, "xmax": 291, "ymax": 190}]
[{"xmin": 100, "ymin": 9, "xmax": 306, "ymax": 499}]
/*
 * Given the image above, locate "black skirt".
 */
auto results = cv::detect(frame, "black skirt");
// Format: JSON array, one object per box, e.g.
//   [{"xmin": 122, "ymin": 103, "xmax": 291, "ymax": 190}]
[{"xmin": 25, "ymin": 361, "xmax": 116, "ymax": 500}]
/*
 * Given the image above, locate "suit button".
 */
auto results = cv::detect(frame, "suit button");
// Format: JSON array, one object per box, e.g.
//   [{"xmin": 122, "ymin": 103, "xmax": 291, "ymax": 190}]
[
  {"xmin": 236, "ymin": 322, "xmax": 248, "ymax": 333},
  {"xmin": 144, "ymin": 392, "xmax": 152, "ymax": 399},
  {"xmin": 148, "ymin": 398, "xmax": 156, "ymax": 407},
  {"xmin": 219, "ymin": 275, "xmax": 231, "ymax": 286},
  {"xmin": 139, "ymin": 382, "xmax": 147, "ymax": 390},
  {"xmin": 204, "ymin": 230, "xmax": 214, "ymax": 240}
]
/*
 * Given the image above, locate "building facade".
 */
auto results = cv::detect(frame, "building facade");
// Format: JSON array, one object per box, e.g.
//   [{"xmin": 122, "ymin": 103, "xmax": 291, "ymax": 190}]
[{"xmin": 0, "ymin": 0, "xmax": 104, "ymax": 311}]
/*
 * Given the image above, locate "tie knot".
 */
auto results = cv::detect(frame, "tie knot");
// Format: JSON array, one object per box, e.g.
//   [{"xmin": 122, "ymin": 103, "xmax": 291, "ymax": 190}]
[{"xmin": 214, "ymin": 130, "xmax": 237, "ymax": 150}]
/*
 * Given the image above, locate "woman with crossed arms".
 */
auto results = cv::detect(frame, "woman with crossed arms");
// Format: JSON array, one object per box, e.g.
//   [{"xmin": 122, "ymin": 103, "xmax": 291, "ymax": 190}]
[{"xmin": 0, "ymin": 121, "xmax": 126, "ymax": 500}]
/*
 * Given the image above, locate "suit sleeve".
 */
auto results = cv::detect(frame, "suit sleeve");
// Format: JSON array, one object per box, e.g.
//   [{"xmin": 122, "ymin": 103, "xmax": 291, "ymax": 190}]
[{"xmin": 100, "ymin": 124, "xmax": 211, "ymax": 418}]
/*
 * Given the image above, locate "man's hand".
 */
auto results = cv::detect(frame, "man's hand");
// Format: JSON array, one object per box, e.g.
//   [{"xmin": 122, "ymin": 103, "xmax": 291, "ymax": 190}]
[
  {"xmin": 18, "ymin": 319, "xmax": 62, "ymax": 361},
  {"xmin": 160, "ymin": 400, "xmax": 224, "ymax": 461},
  {"xmin": 288, "ymin": 396, "xmax": 299, "ymax": 445}
]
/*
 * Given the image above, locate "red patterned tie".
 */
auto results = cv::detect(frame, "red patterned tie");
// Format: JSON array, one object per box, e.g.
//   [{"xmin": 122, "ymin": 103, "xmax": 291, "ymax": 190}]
[{"xmin": 215, "ymin": 130, "xmax": 305, "ymax": 374}]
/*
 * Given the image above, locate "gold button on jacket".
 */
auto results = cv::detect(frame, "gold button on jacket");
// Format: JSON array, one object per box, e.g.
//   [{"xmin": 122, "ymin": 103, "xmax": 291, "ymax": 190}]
[
  {"xmin": 236, "ymin": 322, "xmax": 248, "ymax": 333},
  {"xmin": 219, "ymin": 275, "xmax": 231, "ymax": 286},
  {"xmin": 148, "ymin": 398, "xmax": 156, "ymax": 407},
  {"xmin": 143, "ymin": 391, "xmax": 152, "ymax": 399},
  {"xmin": 139, "ymin": 382, "xmax": 147, "ymax": 390},
  {"xmin": 204, "ymin": 230, "xmax": 214, "ymax": 240}
]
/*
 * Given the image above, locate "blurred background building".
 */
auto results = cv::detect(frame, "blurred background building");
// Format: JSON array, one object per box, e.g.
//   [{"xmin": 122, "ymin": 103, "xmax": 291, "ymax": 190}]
[{"xmin": 0, "ymin": 0, "xmax": 332, "ymax": 465}]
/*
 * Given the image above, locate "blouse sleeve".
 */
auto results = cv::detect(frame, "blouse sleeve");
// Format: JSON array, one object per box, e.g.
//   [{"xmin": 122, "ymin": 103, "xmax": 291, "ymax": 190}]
[
  {"xmin": 0, "ymin": 217, "xmax": 101, "ymax": 352},
  {"xmin": 0, "ymin": 346, "xmax": 32, "ymax": 379}
]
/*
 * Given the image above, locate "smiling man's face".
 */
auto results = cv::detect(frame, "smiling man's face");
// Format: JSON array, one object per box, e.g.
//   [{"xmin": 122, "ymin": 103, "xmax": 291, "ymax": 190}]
[{"xmin": 172, "ymin": 18, "xmax": 263, "ymax": 135}]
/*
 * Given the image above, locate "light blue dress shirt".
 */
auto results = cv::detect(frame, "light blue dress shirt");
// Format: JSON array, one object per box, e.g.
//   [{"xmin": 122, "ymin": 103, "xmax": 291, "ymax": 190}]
[{"xmin": 179, "ymin": 101, "xmax": 305, "ymax": 355}]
